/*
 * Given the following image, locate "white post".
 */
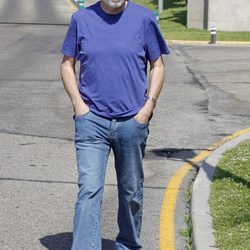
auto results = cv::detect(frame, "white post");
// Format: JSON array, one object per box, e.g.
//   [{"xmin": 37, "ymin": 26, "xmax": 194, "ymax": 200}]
[
  {"xmin": 210, "ymin": 26, "xmax": 217, "ymax": 44},
  {"xmin": 158, "ymin": 0, "xmax": 163, "ymax": 14}
]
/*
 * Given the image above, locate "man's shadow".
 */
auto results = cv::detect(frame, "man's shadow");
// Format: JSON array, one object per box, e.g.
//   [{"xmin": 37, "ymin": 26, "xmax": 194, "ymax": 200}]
[{"xmin": 40, "ymin": 232, "xmax": 115, "ymax": 250}]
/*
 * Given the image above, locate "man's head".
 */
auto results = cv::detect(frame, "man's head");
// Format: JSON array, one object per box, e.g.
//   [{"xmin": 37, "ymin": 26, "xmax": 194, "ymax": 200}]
[{"xmin": 102, "ymin": 0, "xmax": 126, "ymax": 9}]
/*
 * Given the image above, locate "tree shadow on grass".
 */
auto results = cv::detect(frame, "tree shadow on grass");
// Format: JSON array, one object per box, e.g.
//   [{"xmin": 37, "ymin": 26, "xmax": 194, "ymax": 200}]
[
  {"xmin": 212, "ymin": 166, "xmax": 250, "ymax": 189},
  {"xmin": 163, "ymin": 0, "xmax": 187, "ymax": 9},
  {"xmin": 148, "ymin": 0, "xmax": 186, "ymax": 9},
  {"xmin": 205, "ymin": 163, "xmax": 250, "ymax": 229},
  {"xmin": 147, "ymin": 0, "xmax": 187, "ymax": 26},
  {"xmin": 160, "ymin": 9, "xmax": 187, "ymax": 26},
  {"xmin": 149, "ymin": 0, "xmax": 158, "ymax": 6}
]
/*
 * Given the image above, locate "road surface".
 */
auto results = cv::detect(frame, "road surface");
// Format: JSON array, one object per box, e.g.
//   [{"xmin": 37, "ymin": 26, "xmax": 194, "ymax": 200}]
[{"xmin": 0, "ymin": 0, "xmax": 250, "ymax": 249}]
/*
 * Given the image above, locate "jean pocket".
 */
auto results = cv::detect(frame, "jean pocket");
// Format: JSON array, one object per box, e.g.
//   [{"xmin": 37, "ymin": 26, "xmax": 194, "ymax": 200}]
[
  {"xmin": 132, "ymin": 117, "xmax": 149, "ymax": 127},
  {"xmin": 73, "ymin": 110, "xmax": 91, "ymax": 121}
]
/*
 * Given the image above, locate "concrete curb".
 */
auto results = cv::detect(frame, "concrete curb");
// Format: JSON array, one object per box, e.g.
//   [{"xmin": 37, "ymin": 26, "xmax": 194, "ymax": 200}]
[
  {"xmin": 191, "ymin": 131, "xmax": 250, "ymax": 250},
  {"xmin": 167, "ymin": 40, "xmax": 250, "ymax": 46}
]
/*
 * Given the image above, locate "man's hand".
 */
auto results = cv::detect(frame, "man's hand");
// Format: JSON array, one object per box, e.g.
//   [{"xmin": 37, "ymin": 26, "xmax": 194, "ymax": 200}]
[
  {"xmin": 60, "ymin": 55, "xmax": 90, "ymax": 117},
  {"xmin": 134, "ymin": 99, "xmax": 154, "ymax": 124},
  {"xmin": 73, "ymin": 100, "xmax": 90, "ymax": 116}
]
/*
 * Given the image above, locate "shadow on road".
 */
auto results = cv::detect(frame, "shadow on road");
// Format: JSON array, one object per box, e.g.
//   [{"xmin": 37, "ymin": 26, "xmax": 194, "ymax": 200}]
[
  {"xmin": 145, "ymin": 147, "xmax": 208, "ymax": 160},
  {"xmin": 40, "ymin": 232, "xmax": 116, "ymax": 249}
]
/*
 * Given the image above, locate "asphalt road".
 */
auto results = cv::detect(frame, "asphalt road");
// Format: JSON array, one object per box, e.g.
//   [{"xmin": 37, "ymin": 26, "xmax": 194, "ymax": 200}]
[
  {"xmin": 0, "ymin": 0, "xmax": 73, "ymax": 24},
  {"xmin": 0, "ymin": 0, "xmax": 250, "ymax": 249}
]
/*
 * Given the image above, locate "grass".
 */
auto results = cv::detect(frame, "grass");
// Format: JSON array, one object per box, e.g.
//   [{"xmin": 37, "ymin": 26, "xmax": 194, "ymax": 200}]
[
  {"xmin": 180, "ymin": 183, "xmax": 193, "ymax": 250},
  {"xmin": 132, "ymin": 0, "xmax": 250, "ymax": 42},
  {"xmin": 209, "ymin": 139, "xmax": 250, "ymax": 250}
]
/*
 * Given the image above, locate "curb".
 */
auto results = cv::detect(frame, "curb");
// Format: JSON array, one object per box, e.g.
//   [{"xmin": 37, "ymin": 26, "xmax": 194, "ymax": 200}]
[
  {"xmin": 167, "ymin": 40, "xmax": 250, "ymax": 46},
  {"xmin": 191, "ymin": 130, "xmax": 250, "ymax": 250}
]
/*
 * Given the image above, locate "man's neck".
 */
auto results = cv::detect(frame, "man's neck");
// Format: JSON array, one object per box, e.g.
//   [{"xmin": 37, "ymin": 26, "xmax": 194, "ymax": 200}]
[{"xmin": 100, "ymin": 0, "xmax": 127, "ymax": 15}]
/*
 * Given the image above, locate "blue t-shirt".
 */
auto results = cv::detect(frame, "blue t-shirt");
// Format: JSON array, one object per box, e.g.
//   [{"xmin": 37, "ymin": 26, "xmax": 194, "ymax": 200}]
[{"xmin": 61, "ymin": 0, "xmax": 170, "ymax": 118}]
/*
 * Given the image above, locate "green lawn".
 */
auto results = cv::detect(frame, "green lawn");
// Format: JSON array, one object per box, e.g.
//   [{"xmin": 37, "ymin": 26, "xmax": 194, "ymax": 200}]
[
  {"xmin": 132, "ymin": 0, "xmax": 250, "ymax": 42},
  {"xmin": 209, "ymin": 139, "xmax": 250, "ymax": 250}
]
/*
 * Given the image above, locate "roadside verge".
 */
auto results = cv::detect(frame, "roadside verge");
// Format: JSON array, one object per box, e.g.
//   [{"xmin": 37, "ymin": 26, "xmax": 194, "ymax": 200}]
[{"xmin": 191, "ymin": 129, "xmax": 250, "ymax": 250}]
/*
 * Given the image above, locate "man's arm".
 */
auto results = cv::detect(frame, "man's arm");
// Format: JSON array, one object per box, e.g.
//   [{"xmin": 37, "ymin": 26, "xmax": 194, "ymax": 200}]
[
  {"xmin": 135, "ymin": 55, "xmax": 165, "ymax": 123},
  {"xmin": 60, "ymin": 56, "xmax": 89, "ymax": 116}
]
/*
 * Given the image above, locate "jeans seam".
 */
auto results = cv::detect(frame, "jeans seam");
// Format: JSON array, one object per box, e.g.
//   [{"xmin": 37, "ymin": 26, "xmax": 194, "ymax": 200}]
[
  {"xmin": 90, "ymin": 152, "xmax": 108, "ymax": 249},
  {"xmin": 91, "ymin": 221, "xmax": 98, "ymax": 248}
]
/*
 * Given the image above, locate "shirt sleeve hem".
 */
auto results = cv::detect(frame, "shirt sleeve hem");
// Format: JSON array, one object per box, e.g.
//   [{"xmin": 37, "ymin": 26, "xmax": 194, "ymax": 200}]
[
  {"xmin": 60, "ymin": 48, "xmax": 78, "ymax": 60},
  {"xmin": 148, "ymin": 50, "xmax": 170, "ymax": 62}
]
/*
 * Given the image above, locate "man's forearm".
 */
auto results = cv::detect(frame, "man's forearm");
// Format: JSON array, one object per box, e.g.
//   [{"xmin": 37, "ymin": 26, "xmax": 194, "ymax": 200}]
[
  {"xmin": 148, "ymin": 64, "xmax": 165, "ymax": 101},
  {"xmin": 60, "ymin": 57, "xmax": 90, "ymax": 116},
  {"xmin": 60, "ymin": 63, "xmax": 83, "ymax": 107},
  {"xmin": 135, "ymin": 60, "xmax": 165, "ymax": 124},
  {"xmin": 143, "ymin": 63, "xmax": 165, "ymax": 114}
]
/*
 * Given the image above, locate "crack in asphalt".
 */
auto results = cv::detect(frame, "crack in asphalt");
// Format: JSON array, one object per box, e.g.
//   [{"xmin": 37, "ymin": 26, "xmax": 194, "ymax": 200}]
[
  {"xmin": 0, "ymin": 22, "xmax": 68, "ymax": 26},
  {"xmin": 186, "ymin": 65, "xmax": 206, "ymax": 90},
  {"xmin": 0, "ymin": 79, "xmax": 61, "ymax": 82},
  {"xmin": 0, "ymin": 130, "xmax": 73, "ymax": 142},
  {"xmin": 0, "ymin": 177, "xmax": 167, "ymax": 189}
]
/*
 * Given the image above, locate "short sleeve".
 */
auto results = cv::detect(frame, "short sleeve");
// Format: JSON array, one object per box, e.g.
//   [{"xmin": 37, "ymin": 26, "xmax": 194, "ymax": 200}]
[
  {"xmin": 145, "ymin": 14, "xmax": 170, "ymax": 62},
  {"xmin": 60, "ymin": 15, "xmax": 79, "ymax": 60}
]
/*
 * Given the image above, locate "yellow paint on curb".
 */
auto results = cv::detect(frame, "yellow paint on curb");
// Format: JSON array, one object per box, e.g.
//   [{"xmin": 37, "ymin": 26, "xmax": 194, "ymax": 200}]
[
  {"xmin": 66, "ymin": 0, "xmax": 77, "ymax": 10},
  {"xmin": 159, "ymin": 127, "xmax": 250, "ymax": 250}
]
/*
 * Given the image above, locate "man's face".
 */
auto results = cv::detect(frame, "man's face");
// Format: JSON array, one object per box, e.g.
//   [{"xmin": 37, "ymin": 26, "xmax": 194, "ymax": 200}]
[{"xmin": 102, "ymin": 0, "xmax": 126, "ymax": 9}]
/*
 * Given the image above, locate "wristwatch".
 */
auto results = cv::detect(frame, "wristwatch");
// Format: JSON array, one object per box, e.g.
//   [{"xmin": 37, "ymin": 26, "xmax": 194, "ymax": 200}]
[{"xmin": 146, "ymin": 95, "xmax": 157, "ymax": 107}]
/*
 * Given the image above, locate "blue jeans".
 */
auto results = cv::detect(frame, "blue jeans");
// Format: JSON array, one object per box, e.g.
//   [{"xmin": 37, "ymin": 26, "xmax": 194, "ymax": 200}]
[{"xmin": 71, "ymin": 110, "xmax": 149, "ymax": 250}]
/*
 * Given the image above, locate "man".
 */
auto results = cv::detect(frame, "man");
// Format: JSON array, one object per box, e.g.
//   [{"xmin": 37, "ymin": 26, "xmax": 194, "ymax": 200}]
[{"xmin": 60, "ymin": 0, "xmax": 170, "ymax": 249}]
